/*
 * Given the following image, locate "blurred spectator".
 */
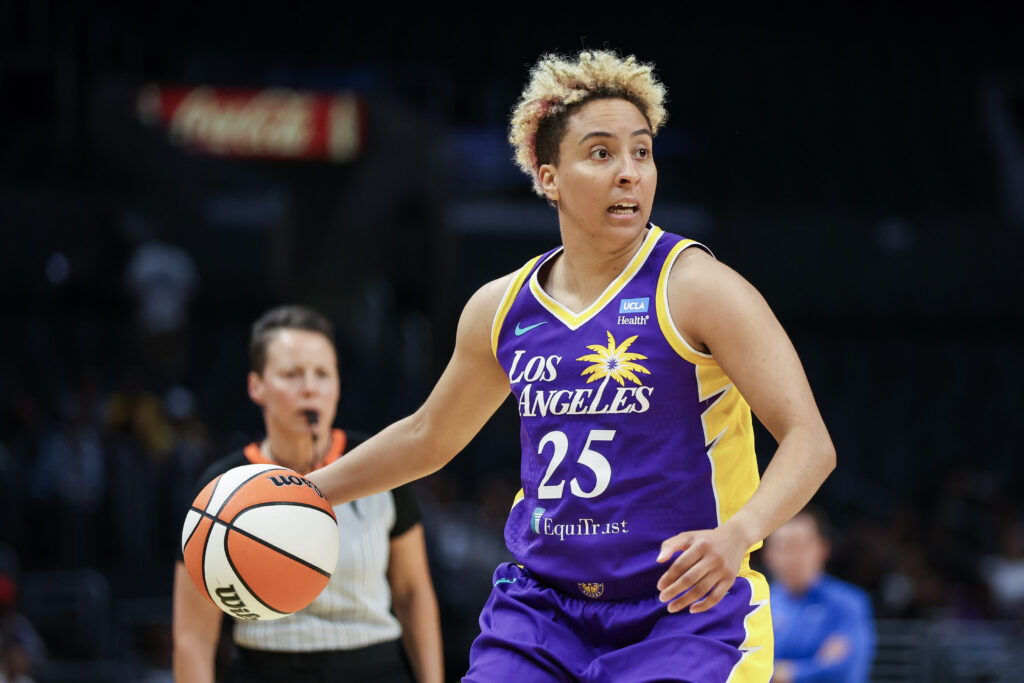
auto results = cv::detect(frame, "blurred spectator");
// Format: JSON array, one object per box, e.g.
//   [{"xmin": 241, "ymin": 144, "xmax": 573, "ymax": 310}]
[
  {"xmin": 125, "ymin": 238, "xmax": 199, "ymax": 336},
  {"xmin": 0, "ymin": 446, "xmax": 20, "ymax": 553},
  {"xmin": 0, "ymin": 641, "xmax": 32, "ymax": 683},
  {"xmin": 2, "ymin": 390, "xmax": 45, "ymax": 555},
  {"xmin": 106, "ymin": 369, "xmax": 175, "ymax": 462},
  {"xmin": 161, "ymin": 385, "xmax": 213, "ymax": 565},
  {"xmin": 980, "ymin": 519, "xmax": 1024, "ymax": 620},
  {"xmin": 765, "ymin": 506, "xmax": 876, "ymax": 683},
  {"xmin": 28, "ymin": 387, "xmax": 106, "ymax": 567},
  {"xmin": 104, "ymin": 375, "xmax": 192, "ymax": 587},
  {"xmin": 0, "ymin": 573, "xmax": 45, "ymax": 683},
  {"xmin": 878, "ymin": 544, "xmax": 947, "ymax": 620},
  {"xmin": 122, "ymin": 212, "xmax": 200, "ymax": 384},
  {"xmin": 927, "ymin": 467, "xmax": 1002, "ymax": 597}
]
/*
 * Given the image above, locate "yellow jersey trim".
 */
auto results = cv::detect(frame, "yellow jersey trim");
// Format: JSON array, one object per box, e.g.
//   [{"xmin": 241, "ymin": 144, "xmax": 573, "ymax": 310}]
[
  {"xmin": 656, "ymin": 238, "xmax": 716, "ymax": 366},
  {"xmin": 727, "ymin": 562, "xmax": 774, "ymax": 683},
  {"xmin": 528, "ymin": 226, "xmax": 664, "ymax": 331},
  {"xmin": 491, "ymin": 256, "xmax": 543, "ymax": 358},
  {"xmin": 510, "ymin": 488, "xmax": 525, "ymax": 510},
  {"xmin": 695, "ymin": 362, "xmax": 762, "ymax": 552}
]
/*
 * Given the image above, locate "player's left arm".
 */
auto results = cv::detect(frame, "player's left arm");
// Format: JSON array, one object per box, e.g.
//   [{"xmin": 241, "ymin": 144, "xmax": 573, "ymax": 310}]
[
  {"xmin": 387, "ymin": 523, "xmax": 444, "ymax": 683},
  {"xmin": 656, "ymin": 250, "xmax": 836, "ymax": 613}
]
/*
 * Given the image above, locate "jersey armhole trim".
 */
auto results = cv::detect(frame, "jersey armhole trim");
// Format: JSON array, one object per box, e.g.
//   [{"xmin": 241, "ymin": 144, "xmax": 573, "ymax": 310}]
[
  {"xmin": 657, "ymin": 239, "xmax": 718, "ymax": 366},
  {"xmin": 491, "ymin": 255, "xmax": 543, "ymax": 358}
]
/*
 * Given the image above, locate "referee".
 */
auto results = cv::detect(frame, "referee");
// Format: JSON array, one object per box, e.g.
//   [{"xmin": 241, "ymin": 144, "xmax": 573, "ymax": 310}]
[{"xmin": 172, "ymin": 305, "xmax": 443, "ymax": 683}]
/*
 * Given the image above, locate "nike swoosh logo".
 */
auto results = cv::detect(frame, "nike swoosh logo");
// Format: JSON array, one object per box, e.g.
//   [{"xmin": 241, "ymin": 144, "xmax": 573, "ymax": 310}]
[{"xmin": 514, "ymin": 321, "xmax": 547, "ymax": 336}]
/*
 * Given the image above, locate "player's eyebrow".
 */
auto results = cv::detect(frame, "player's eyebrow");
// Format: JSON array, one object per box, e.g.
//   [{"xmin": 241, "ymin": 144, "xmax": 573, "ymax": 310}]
[{"xmin": 579, "ymin": 129, "xmax": 653, "ymax": 144}]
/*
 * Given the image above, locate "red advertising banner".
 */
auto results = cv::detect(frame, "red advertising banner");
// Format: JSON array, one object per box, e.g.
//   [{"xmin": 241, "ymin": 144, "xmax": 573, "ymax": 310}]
[{"xmin": 136, "ymin": 85, "xmax": 364, "ymax": 162}]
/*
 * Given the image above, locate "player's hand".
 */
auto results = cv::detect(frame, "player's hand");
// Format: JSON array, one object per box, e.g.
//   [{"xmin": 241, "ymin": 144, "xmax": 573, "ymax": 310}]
[{"xmin": 655, "ymin": 524, "xmax": 748, "ymax": 613}]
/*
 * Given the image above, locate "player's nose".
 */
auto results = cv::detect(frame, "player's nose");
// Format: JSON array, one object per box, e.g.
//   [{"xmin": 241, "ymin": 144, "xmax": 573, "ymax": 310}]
[{"xmin": 616, "ymin": 156, "xmax": 640, "ymax": 185}]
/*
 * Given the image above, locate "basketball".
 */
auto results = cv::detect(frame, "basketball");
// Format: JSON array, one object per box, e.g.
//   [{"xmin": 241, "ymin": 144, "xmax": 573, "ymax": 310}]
[{"xmin": 180, "ymin": 463, "xmax": 339, "ymax": 621}]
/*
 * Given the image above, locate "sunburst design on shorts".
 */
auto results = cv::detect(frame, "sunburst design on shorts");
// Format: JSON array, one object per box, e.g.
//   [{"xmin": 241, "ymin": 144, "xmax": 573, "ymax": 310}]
[
  {"xmin": 577, "ymin": 331, "xmax": 651, "ymax": 386},
  {"xmin": 577, "ymin": 582, "xmax": 605, "ymax": 599}
]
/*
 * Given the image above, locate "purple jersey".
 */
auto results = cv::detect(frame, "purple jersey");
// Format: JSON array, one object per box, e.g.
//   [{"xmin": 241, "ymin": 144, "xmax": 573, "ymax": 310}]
[{"xmin": 492, "ymin": 226, "xmax": 762, "ymax": 601}]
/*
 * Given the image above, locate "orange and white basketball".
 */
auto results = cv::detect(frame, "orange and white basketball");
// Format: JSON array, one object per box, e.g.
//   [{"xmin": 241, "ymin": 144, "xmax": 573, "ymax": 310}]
[{"xmin": 181, "ymin": 463, "xmax": 339, "ymax": 620}]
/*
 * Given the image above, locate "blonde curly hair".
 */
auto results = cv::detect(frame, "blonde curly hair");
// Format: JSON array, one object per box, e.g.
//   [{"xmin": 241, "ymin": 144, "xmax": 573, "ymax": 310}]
[{"xmin": 509, "ymin": 50, "xmax": 668, "ymax": 196}]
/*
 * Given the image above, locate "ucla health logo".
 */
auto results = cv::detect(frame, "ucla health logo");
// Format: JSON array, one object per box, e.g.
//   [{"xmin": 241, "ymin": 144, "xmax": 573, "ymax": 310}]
[
  {"xmin": 618, "ymin": 297, "xmax": 649, "ymax": 314},
  {"xmin": 617, "ymin": 297, "xmax": 650, "ymax": 326}
]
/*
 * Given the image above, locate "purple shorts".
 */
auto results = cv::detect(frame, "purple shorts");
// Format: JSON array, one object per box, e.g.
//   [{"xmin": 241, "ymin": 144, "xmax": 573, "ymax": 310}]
[{"xmin": 464, "ymin": 563, "xmax": 773, "ymax": 683}]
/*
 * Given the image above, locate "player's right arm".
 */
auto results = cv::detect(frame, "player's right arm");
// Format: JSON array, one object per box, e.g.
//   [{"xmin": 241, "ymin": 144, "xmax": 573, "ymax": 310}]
[
  {"xmin": 307, "ymin": 274, "xmax": 514, "ymax": 505},
  {"xmin": 172, "ymin": 560, "xmax": 223, "ymax": 683}
]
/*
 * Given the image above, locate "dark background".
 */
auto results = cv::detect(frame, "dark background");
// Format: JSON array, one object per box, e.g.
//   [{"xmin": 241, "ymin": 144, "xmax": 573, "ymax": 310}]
[{"xmin": 2, "ymin": 4, "xmax": 1023, "ymax": 681}]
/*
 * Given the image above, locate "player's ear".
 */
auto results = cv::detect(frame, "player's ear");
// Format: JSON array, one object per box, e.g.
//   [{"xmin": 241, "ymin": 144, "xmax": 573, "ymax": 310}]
[
  {"xmin": 538, "ymin": 164, "xmax": 559, "ymax": 202},
  {"xmin": 248, "ymin": 371, "xmax": 265, "ymax": 406}
]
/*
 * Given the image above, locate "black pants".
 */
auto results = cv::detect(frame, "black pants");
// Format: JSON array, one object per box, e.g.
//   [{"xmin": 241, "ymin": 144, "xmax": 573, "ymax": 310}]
[{"xmin": 226, "ymin": 640, "xmax": 414, "ymax": 683}]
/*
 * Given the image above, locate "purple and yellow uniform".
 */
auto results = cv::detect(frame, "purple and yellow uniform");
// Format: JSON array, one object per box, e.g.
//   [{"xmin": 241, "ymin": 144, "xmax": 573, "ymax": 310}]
[{"xmin": 465, "ymin": 226, "xmax": 773, "ymax": 682}]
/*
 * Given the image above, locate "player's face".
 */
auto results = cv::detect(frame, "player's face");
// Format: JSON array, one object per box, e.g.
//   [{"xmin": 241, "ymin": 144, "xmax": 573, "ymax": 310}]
[
  {"xmin": 539, "ymin": 98, "xmax": 657, "ymax": 241},
  {"xmin": 764, "ymin": 515, "xmax": 829, "ymax": 594},
  {"xmin": 248, "ymin": 329, "xmax": 339, "ymax": 443}
]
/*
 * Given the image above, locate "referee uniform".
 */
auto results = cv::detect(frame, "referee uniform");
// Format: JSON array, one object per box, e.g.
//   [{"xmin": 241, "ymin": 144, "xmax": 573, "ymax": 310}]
[{"xmin": 185, "ymin": 429, "xmax": 421, "ymax": 683}]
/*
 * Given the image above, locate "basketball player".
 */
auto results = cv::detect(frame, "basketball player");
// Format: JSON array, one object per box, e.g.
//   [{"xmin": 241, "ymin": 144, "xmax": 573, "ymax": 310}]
[
  {"xmin": 172, "ymin": 306, "xmax": 443, "ymax": 683},
  {"xmin": 307, "ymin": 51, "xmax": 836, "ymax": 681}
]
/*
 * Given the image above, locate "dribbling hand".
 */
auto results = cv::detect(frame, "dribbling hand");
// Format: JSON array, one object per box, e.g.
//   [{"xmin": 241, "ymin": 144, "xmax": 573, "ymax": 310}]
[{"xmin": 655, "ymin": 524, "xmax": 748, "ymax": 613}]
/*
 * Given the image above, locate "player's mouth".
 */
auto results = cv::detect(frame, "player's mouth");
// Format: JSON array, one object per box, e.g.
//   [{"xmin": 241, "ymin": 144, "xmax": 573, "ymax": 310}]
[{"xmin": 607, "ymin": 202, "xmax": 639, "ymax": 215}]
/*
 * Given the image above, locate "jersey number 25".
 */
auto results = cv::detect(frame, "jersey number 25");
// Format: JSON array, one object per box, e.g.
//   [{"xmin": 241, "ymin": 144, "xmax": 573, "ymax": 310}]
[{"xmin": 537, "ymin": 430, "xmax": 615, "ymax": 500}]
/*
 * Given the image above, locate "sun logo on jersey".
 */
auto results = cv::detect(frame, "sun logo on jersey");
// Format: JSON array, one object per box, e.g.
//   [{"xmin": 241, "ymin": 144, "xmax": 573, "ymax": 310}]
[{"xmin": 577, "ymin": 332, "xmax": 651, "ymax": 386}]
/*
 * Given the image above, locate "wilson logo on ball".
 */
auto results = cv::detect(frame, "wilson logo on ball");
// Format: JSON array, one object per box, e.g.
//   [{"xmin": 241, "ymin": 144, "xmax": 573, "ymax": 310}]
[
  {"xmin": 215, "ymin": 585, "xmax": 261, "ymax": 621},
  {"xmin": 266, "ymin": 473, "xmax": 328, "ymax": 500}
]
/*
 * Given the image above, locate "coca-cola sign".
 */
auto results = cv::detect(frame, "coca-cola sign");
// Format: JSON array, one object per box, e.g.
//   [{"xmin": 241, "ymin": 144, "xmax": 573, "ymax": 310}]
[{"xmin": 136, "ymin": 84, "xmax": 364, "ymax": 162}]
